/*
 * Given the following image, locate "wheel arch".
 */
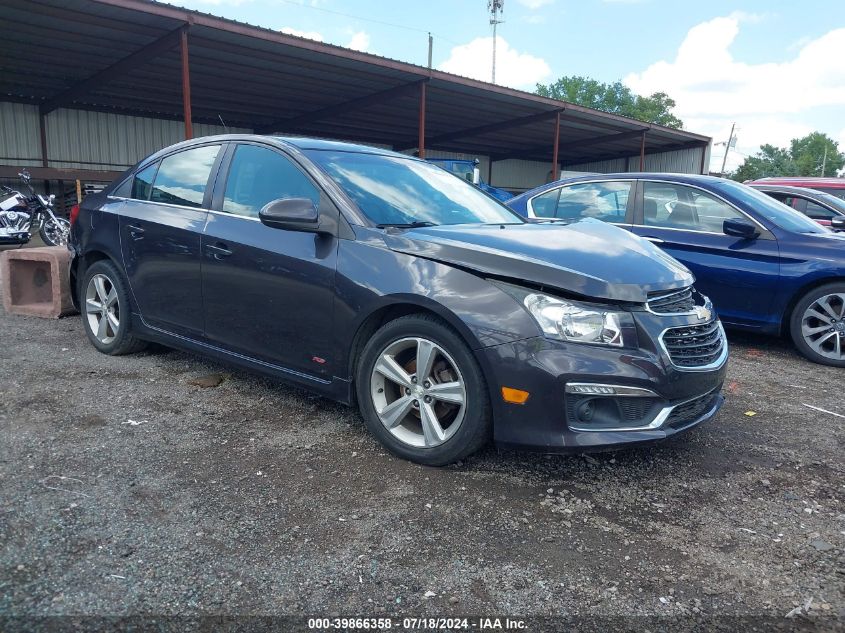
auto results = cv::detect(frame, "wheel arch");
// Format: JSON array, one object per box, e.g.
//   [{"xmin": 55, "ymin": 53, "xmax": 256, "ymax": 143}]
[
  {"xmin": 70, "ymin": 250, "xmax": 123, "ymax": 311},
  {"xmin": 346, "ymin": 297, "xmax": 487, "ymax": 383},
  {"xmin": 781, "ymin": 276, "xmax": 845, "ymax": 335}
]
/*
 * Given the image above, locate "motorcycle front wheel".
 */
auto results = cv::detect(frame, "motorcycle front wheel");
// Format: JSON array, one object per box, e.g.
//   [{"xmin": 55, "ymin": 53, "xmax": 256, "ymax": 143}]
[{"xmin": 40, "ymin": 218, "xmax": 70, "ymax": 247}]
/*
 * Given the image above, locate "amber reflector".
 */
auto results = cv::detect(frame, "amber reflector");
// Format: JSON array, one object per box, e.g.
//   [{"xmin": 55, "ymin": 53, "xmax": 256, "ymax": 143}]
[{"xmin": 501, "ymin": 387, "xmax": 530, "ymax": 404}]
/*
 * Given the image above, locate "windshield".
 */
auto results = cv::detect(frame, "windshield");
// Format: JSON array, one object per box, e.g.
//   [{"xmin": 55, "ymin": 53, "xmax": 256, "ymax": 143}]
[
  {"xmin": 712, "ymin": 180, "xmax": 829, "ymax": 234},
  {"xmin": 305, "ymin": 150, "xmax": 521, "ymax": 226}
]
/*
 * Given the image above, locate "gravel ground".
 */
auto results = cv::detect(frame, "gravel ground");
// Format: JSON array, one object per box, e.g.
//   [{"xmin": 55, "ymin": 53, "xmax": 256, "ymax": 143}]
[{"xmin": 0, "ymin": 272, "xmax": 843, "ymax": 632}]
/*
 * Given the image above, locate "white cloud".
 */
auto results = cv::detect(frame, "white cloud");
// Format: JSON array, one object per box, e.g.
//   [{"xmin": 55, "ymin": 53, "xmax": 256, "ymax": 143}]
[
  {"xmin": 517, "ymin": 0, "xmax": 554, "ymax": 8},
  {"xmin": 624, "ymin": 15, "xmax": 845, "ymax": 171},
  {"xmin": 439, "ymin": 36, "xmax": 551, "ymax": 89},
  {"xmin": 280, "ymin": 26, "xmax": 324, "ymax": 41},
  {"xmin": 346, "ymin": 31, "xmax": 371, "ymax": 52}
]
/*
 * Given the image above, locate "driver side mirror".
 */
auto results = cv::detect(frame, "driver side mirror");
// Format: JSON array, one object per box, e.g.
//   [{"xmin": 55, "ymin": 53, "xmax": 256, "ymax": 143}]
[
  {"xmin": 723, "ymin": 217, "xmax": 759, "ymax": 239},
  {"xmin": 258, "ymin": 198, "xmax": 321, "ymax": 232},
  {"xmin": 831, "ymin": 216, "xmax": 845, "ymax": 231}
]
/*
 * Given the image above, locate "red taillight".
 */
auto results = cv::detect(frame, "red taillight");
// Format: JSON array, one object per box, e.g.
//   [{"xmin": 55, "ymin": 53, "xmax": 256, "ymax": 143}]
[{"xmin": 69, "ymin": 204, "xmax": 80, "ymax": 227}]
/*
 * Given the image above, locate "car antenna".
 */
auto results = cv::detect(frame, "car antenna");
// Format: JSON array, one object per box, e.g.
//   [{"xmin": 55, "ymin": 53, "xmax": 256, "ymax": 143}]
[{"xmin": 218, "ymin": 115, "xmax": 229, "ymax": 133}]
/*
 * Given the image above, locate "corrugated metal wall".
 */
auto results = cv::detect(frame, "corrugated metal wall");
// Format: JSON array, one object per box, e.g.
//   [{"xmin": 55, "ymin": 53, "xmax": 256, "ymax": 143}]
[
  {"xmin": 0, "ymin": 102, "xmax": 250, "ymax": 170},
  {"xmin": 0, "ymin": 101, "xmax": 708, "ymax": 191}
]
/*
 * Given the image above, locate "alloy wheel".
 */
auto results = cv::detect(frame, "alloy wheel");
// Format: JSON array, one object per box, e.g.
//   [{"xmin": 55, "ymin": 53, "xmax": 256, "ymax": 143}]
[
  {"xmin": 43, "ymin": 219, "xmax": 70, "ymax": 246},
  {"xmin": 801, "ymin": 292, "xmax": 845, "ymax": 360},
  {"xmin": 370, "ymin": 337, "xmax": 467, "ymax": 448},
  {"xmin": 85, "ymin": 273, "xmax": 120, "ymax": 344}
]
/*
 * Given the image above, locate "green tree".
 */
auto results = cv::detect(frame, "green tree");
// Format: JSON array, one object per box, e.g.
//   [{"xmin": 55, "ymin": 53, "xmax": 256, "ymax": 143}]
[
  {"xmin": 731, "ymin": 133, "xmax": 844, "ymax": 181},
  {"xmin": 535, "ymin": 75, "xmax": 683, "ymax": 129},
  {"xmin": 790, "ymin": 132, "xmax": 844, "ymax": 177},
  {"xmin": 731, "ymin": 144, "xmax": 798, "ymax": 182}
]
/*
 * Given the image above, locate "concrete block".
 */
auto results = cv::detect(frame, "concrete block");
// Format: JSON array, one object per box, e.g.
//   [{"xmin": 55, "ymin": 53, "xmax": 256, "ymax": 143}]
[{"xmin": 1, "ymin": 246, "xmax": 77, "ymax": 319}]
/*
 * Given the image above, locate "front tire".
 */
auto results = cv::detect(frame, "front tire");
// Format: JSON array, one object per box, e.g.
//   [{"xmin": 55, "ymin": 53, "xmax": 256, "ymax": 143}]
[
  {"xmin": 789, "ymin": 283, "xmax": 845, "ymax": 367},
  {"xmin": 81, "ymin": 260, "xmax": 147, "ymax": 356},
  {"xmin": 40, "ymin": 218, "xmax": 70, "ymax": 247},
  {"xmin": 355, "ymin": 314, "xmax": 491, "ymax": 466}
]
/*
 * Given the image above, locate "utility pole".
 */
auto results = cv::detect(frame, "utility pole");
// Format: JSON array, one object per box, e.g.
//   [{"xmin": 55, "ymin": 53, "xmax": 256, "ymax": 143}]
[
  {"xmin": 720, "ymin": 122, "xmax": 736, "ymax": 175},
  {"xmin": 821, "ymin": 145, "xmax": 827, "ymax": 177},
  {"xmin": 488, "ymin": 0, "xmax": 504, "ymax": 83},
  {"xmin": 427, "ymin": 32, "xmax": 433, "ymax": 69}
]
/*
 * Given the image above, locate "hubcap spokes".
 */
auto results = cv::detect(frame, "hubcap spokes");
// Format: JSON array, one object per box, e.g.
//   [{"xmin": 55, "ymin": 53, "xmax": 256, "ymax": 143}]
[
  {"xmin": 801, "ymin": 293, "xmax": 845, "ymax": 360},
  {"xmin": 371, "ymin": 337, "xmax": 467, "ymax": 449},
  {"xmin": 85, "ymin": 273, "xmax": 119, "ymax": 344}
]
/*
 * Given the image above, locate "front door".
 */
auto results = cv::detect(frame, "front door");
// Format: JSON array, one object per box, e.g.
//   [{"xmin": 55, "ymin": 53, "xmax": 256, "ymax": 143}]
[
  {"xmin": 201, "ymin": 143, "xmax": 338, "ymax": 378},
  {"xmin": 119, "ymin": 143, "xmax": 222, "ymax": 337},
  {"xmin": 631, "ymin": 180, "xmax": 781, "ymax": 329}
]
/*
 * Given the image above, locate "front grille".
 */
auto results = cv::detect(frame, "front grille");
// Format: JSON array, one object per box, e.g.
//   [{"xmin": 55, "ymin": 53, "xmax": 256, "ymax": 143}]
[
  {"xmin": 647, "ymin": 287, "xmax": 695, "ymax": 314},
  {"xmin": 666, "ymin": 390, "xmax": 720, "ymax": 428},
  {"xmin": 661, "ymin": 321, "xmax": 725, "ymax": 368}
]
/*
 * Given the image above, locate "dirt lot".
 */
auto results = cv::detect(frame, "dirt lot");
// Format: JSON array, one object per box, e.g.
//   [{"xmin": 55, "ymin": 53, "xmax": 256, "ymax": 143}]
[{"xmin": 0, "ymin": 273, "xmax": 843, "ymax": 631}]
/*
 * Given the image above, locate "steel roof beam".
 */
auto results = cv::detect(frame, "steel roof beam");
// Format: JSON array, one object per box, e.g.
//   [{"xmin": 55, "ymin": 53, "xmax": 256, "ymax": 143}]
[
  {"xmin": 394, "ymin": 109, "xmax": 561, "ymax": 151},
  {"xmin": 257, "ymin": 80, "xmax": 426, "ymax": 134},
  {"xmin": 40, "ymin": 25, "xmax": 188, "ymax": 115},
  {"xmin": 491, "ymin": 129, "xmax": 649, "ymax": 163}
]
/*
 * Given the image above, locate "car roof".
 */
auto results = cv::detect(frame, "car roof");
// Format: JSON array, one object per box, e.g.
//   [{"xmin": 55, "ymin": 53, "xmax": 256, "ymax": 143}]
[
  {"xmin": 747, "ymin": 177, "xmax": 845, "ymax": 187},
  {"xmin": 749, "ymin": 184, "xmax": 832, "ymax": 196}
]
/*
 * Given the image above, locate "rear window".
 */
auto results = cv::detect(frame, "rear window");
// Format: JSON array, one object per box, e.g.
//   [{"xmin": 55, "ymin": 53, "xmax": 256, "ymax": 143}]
[{"xmin": 149, "ymin": 145, "xmax": 220, "ymax": 208}]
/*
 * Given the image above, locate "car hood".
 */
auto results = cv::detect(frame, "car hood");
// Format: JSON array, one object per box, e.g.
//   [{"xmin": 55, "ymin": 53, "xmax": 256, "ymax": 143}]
[{"xmin": 381, "ymin": 219, "xmax": 693, "ymax": 303}]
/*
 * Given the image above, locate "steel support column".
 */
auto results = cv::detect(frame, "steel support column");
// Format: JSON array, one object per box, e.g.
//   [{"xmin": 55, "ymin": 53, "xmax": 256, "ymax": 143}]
[
  {"xmin": 39, "ymin": 114, "xmax": 48, "ymax": 168},
  {"xmin": 551, "ymin": 112, "xmax": 560, "ymax": 181},
  {"xmin": 180, "ymin": 28, "xmax": 193, "ymax": 140},
  {"xmin": 639, "ymin": 131, "xmax": 646, "ymax": 170},
  {"xmin": 417, "ymin": 81, "xmax": 426, "ymax": 159}
]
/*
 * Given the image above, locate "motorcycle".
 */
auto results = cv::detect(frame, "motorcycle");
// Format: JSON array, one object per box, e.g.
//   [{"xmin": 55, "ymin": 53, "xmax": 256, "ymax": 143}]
[{"xmin": 0, "ymin": 170, "xmax": 70, "ymax": 247}]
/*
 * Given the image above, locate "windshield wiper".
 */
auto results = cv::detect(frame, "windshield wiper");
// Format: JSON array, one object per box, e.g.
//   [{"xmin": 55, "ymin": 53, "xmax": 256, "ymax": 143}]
[{"xmin": 376, "ymin": 221, "xmax": 437, "ymax": 228}]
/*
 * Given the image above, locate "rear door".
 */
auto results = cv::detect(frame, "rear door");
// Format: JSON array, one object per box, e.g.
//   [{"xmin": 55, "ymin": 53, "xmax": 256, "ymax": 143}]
[
  {"xmin": 630, "ymin": 180, "xmax": 781, "ymax": 328},
  {"xmin": 201, "ymin": 142, "xmax": 339, "ymax": 377},
  {"xmin": 119, "ymin": 143, "xmax": 223, "ymax": 337}
]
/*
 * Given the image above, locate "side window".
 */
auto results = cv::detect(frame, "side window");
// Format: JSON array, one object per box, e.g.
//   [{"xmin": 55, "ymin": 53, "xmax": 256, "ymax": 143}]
[
  {"xmin": 149, "ymin": 145, "xmax": 220, "ymax": 208},
  {"xmin": 643, "ymin": 182, "xmax": 743, "ymax": 232},
  {"xmin": 222, "ymin": 145, "xmax": 320, "ymax": 218},
  {"xmin": 556, "ymin": 181, "xmax": 632, "ymax": 222},
  {"xmin": 529, "ymin": 188, "xmax": 560, "ymax": 218},
  {"xmin": 804, "ymin": 200, "xmax": 836, "ymax": 220},
  {"xmin": 130, "ymin": 163, "xmax": 158, "ymax": 201}
]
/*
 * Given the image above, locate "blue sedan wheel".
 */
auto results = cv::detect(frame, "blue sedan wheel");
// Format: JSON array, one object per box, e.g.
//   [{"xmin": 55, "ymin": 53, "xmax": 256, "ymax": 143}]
[{"xmin": 790, "ymin": 283, "xmax": 845, "ymax": 367}]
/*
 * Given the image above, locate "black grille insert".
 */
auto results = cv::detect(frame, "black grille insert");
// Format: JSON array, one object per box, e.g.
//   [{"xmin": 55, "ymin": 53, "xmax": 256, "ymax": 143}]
[
  {"xmin": 647, "ymin": 287, "xmax": 695, "ymax": 314},
  {"xmin": 667, "ymin": 390, "xmax": 720, "ymax": 428},
  {"xmin": 662, "ymin": 321, "xmax": 725, "ymax": 368}
]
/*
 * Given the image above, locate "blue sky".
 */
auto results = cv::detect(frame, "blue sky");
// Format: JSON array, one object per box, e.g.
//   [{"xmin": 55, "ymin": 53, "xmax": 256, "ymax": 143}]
[{"xmin": 169, "ymin": 0, "xmax": 845, "ymax": 172}]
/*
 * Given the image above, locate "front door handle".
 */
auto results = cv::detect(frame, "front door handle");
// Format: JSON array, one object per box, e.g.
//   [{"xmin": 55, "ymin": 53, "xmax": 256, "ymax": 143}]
[
  {"xmin": 126, "ymin": 224, "xmax": 145, "ymax": 240},
  {"xmin": 642, "ymin": 236, "xmax": 664, "ymax": 244},
  {"xmin": 206, "ymin": 243, "xmax": 233, "ymax": 259}
]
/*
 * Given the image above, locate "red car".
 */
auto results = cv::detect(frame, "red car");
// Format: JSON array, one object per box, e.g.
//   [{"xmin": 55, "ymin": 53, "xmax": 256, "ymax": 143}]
[{"xmin": 746, "ymin": 177, "xmax": 845, "ymax": 201}]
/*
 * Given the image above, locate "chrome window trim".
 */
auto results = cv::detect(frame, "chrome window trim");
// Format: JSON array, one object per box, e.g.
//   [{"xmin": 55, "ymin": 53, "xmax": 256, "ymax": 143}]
[
  {"xmin": 107, "ymin": 195, "xmax": 207, "ymax": 214},
  {"xmin": 207, "ymin": 208, "xmax": 261, "ymax": 222},
  {"xmin": 659, "ymin": 320, "xmax": 729, "ymax": 372},
  {"xmin": 525, "ymin": 178, "xmax": 635, "ymax": 220},
  {"xmin": 567, "ymin": 385, "xmax": 720, "ymax": 433}
]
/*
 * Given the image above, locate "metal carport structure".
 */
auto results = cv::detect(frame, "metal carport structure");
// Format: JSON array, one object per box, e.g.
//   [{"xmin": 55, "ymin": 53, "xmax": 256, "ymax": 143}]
[{"xmin": 0, "ymin": 0, "xmax": 711, "ymax": 186}]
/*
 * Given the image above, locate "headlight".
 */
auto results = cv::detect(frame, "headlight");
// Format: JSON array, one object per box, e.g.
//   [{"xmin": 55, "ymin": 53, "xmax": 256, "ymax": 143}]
[{"xmin": 524, "ymin": 293, "xmax": 625, "ymax": 347}]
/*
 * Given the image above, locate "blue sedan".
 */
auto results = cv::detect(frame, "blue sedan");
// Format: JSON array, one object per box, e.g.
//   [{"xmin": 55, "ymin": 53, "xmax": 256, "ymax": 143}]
[{"xmin": 507, "ymin": 173, "xmax": 845, "ymax": 367}]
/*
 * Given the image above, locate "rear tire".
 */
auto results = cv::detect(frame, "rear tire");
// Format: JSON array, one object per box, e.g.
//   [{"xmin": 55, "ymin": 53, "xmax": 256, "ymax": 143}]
[
  {"xmin": 80, "ymin": 260, "xmax": 147, "ymax": 356},
  {"xmin": 789, "ymin": 282, "xmax": 845, "ymax": 367},
  {"xmin": 355, "ymin": 314, "xmax": 491, "ymax": 466}
]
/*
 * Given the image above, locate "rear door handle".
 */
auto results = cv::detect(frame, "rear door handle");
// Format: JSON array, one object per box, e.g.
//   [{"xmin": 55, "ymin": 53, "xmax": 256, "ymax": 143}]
[
  {"xmin": 206, "ymin": 242, "xmax": 233, "ymax": 259},
  {"xmin": 126, "ymin": 224, "xmax": 145, "ymax": 240},
  {"xmin": 642, "ymin": 236, "xmax": 664, "ymax": 244}
]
